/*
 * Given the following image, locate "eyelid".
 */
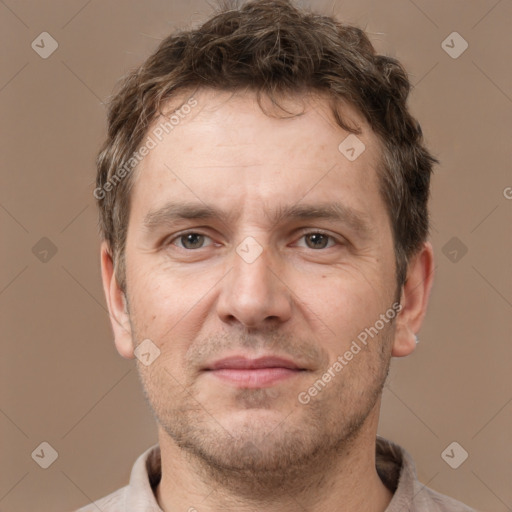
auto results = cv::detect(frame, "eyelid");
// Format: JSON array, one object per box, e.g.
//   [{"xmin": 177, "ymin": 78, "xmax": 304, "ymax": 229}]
[
  {"xmin": 292, "ymin": 228, "xmax": 342, "ymax": 247},
  {"xmin": 164, "ymin": 228, "xmax": 345, "ymax": 250},
  {"xmin": 165, "ymin": 230, "xmax": 213, "ymax": 248}
]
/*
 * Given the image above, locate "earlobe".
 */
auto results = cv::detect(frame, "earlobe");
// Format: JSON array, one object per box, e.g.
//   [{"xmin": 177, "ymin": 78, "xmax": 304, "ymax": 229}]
[
  {"xmin": 391, "ymin": 242, "xmax": 435, "ymax": 358},
  {"xmin": 100, "ymin": 242, "xmax": 135, "ymax": 360}
]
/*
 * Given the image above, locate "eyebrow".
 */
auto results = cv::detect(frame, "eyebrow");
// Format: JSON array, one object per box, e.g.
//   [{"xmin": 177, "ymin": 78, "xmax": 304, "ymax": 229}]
[{"xmin": 143, "ymin": 200, "xmax": 374, "ymax": 237}]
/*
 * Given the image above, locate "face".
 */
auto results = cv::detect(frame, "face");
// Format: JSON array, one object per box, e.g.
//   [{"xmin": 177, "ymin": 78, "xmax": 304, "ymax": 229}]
[{"xmin": 112, "ymin": 89, "xmax": 404, "ymax": 481}]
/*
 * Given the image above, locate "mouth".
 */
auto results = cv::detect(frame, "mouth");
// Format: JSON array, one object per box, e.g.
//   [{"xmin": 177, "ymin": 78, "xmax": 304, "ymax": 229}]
[{"xmin": 202, "ymin": 355, "xmax": 308, "ymax": 388}]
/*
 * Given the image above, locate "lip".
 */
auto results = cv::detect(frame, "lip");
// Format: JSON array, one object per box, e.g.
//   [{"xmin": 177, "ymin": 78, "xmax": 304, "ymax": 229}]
[
  {"xmin": 203, "ymin": 356, "xmax": 307, "ymax": 388},
  {"xmin": 206, "ymin": 356, "xmax": 303, "ymax": 371}
]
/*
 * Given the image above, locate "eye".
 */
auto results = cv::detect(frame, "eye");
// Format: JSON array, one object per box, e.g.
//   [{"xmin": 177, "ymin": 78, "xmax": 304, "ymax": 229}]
[
  {"xmin": 297, "ymin": 231, "xmax": 338, "ymax": 250},
  {"xmin": 170, "ymin": 232, "xmax": 213, "ymax": 250},
  {"xmin": 166, "ymin": 230, "xmax": 341, "ymax": 251}
]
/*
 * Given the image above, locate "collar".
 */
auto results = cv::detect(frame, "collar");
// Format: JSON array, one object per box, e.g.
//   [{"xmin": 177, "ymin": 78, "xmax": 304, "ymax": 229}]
[{"xmin": 124, "ymin": 436, "xmax": 416, "ymax": 511}]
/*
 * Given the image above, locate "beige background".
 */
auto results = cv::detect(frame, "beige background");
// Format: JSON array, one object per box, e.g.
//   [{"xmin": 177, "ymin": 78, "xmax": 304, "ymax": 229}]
[{"xmin": 1, "ymin": 0, "xmax": 511, "ymax": 511}]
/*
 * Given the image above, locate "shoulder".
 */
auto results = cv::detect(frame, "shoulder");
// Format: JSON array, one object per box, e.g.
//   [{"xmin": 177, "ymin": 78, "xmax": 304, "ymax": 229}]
[
  {"xmin": 72, "ymin": 444, "xmax": 161, "ymax": 512},
  {"xmin": 376, "ymin": 437, "xmax": 478, "ymax": 512},
  {"xmin": 414, "ymin": 483, "xmax": 478, "ymax": 511}
]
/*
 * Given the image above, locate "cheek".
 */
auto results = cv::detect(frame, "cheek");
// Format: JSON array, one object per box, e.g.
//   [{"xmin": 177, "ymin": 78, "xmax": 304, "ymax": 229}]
[
  {"xmin": 137, "ymin": 358, "xmax": 185, "ymax": 416},
  {"xmin": 126, "ymin": 261, "xmax": 218, "ymax": 366},
  {"xmin": 127, "ymin": 270, "xmax": 184, "ymax": 340},
  {"xmin": 300, "ymin": 273, "xmax": 386, "ymax": 342}
]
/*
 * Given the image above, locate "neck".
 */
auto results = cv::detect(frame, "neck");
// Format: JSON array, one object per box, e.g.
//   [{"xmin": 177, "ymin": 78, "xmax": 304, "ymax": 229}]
[{"xmin": 155, "ymin": 409, "xmax": 393, "ymax": 512}]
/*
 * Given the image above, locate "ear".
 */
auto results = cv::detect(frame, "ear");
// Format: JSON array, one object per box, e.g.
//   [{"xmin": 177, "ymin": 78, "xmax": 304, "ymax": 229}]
[
  {"xmin": 392, "ymin": 241, "xmax": 435, "ymax": 357},
  {"xmin": 100, "ymin": 241, "xmax": 135, "ymax": 359}
]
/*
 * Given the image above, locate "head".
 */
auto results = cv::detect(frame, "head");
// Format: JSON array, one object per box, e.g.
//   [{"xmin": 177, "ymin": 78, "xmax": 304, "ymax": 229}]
[{"xmin": 98, "ymin": 0, "xmax": 435, "ymax": 488}]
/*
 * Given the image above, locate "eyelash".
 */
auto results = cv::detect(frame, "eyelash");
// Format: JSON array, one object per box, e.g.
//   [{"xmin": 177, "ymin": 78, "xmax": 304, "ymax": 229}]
[{"xmin": 166, "ymin": 229, "xmax": 342, "ymax": 250}]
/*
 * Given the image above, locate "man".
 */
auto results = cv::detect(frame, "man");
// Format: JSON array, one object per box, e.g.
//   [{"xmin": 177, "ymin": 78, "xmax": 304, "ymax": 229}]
[{"xmin": 80, "ymin": 0, "xmax": 476, "ymax": 510}]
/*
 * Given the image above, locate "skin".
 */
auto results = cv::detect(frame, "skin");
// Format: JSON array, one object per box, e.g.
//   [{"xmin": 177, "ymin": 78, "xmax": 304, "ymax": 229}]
[{"xmin": 101, "ymin": 88, "xmax": 434, "ymax": 512}]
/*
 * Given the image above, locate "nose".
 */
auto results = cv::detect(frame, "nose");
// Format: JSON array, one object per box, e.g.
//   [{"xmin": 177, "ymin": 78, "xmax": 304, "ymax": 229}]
[{"xmin": 216, "ymin": 242, "xmax": 293, "ymax": 329}]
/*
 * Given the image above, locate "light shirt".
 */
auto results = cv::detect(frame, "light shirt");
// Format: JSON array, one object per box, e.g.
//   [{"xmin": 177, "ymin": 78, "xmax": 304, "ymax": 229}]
[{"xmin": 75, "ymin": 436, "xmax": 476, "ymax": 511}]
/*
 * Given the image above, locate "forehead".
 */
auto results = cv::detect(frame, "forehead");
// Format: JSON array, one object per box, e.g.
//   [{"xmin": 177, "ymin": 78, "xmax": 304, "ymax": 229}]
[
  {"xmin": 146, "ymin": 88, "xmax": 380, "ymax": 161},
  {"xmin": 129, "ymin": 88, "xmax": 387, "ymax": 227}
]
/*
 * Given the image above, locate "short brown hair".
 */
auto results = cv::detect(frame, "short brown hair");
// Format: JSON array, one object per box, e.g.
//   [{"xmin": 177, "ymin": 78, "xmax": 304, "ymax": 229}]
[{"xmin": 95, "ymin": 0, "xmax": 437, "ymax": 294}]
